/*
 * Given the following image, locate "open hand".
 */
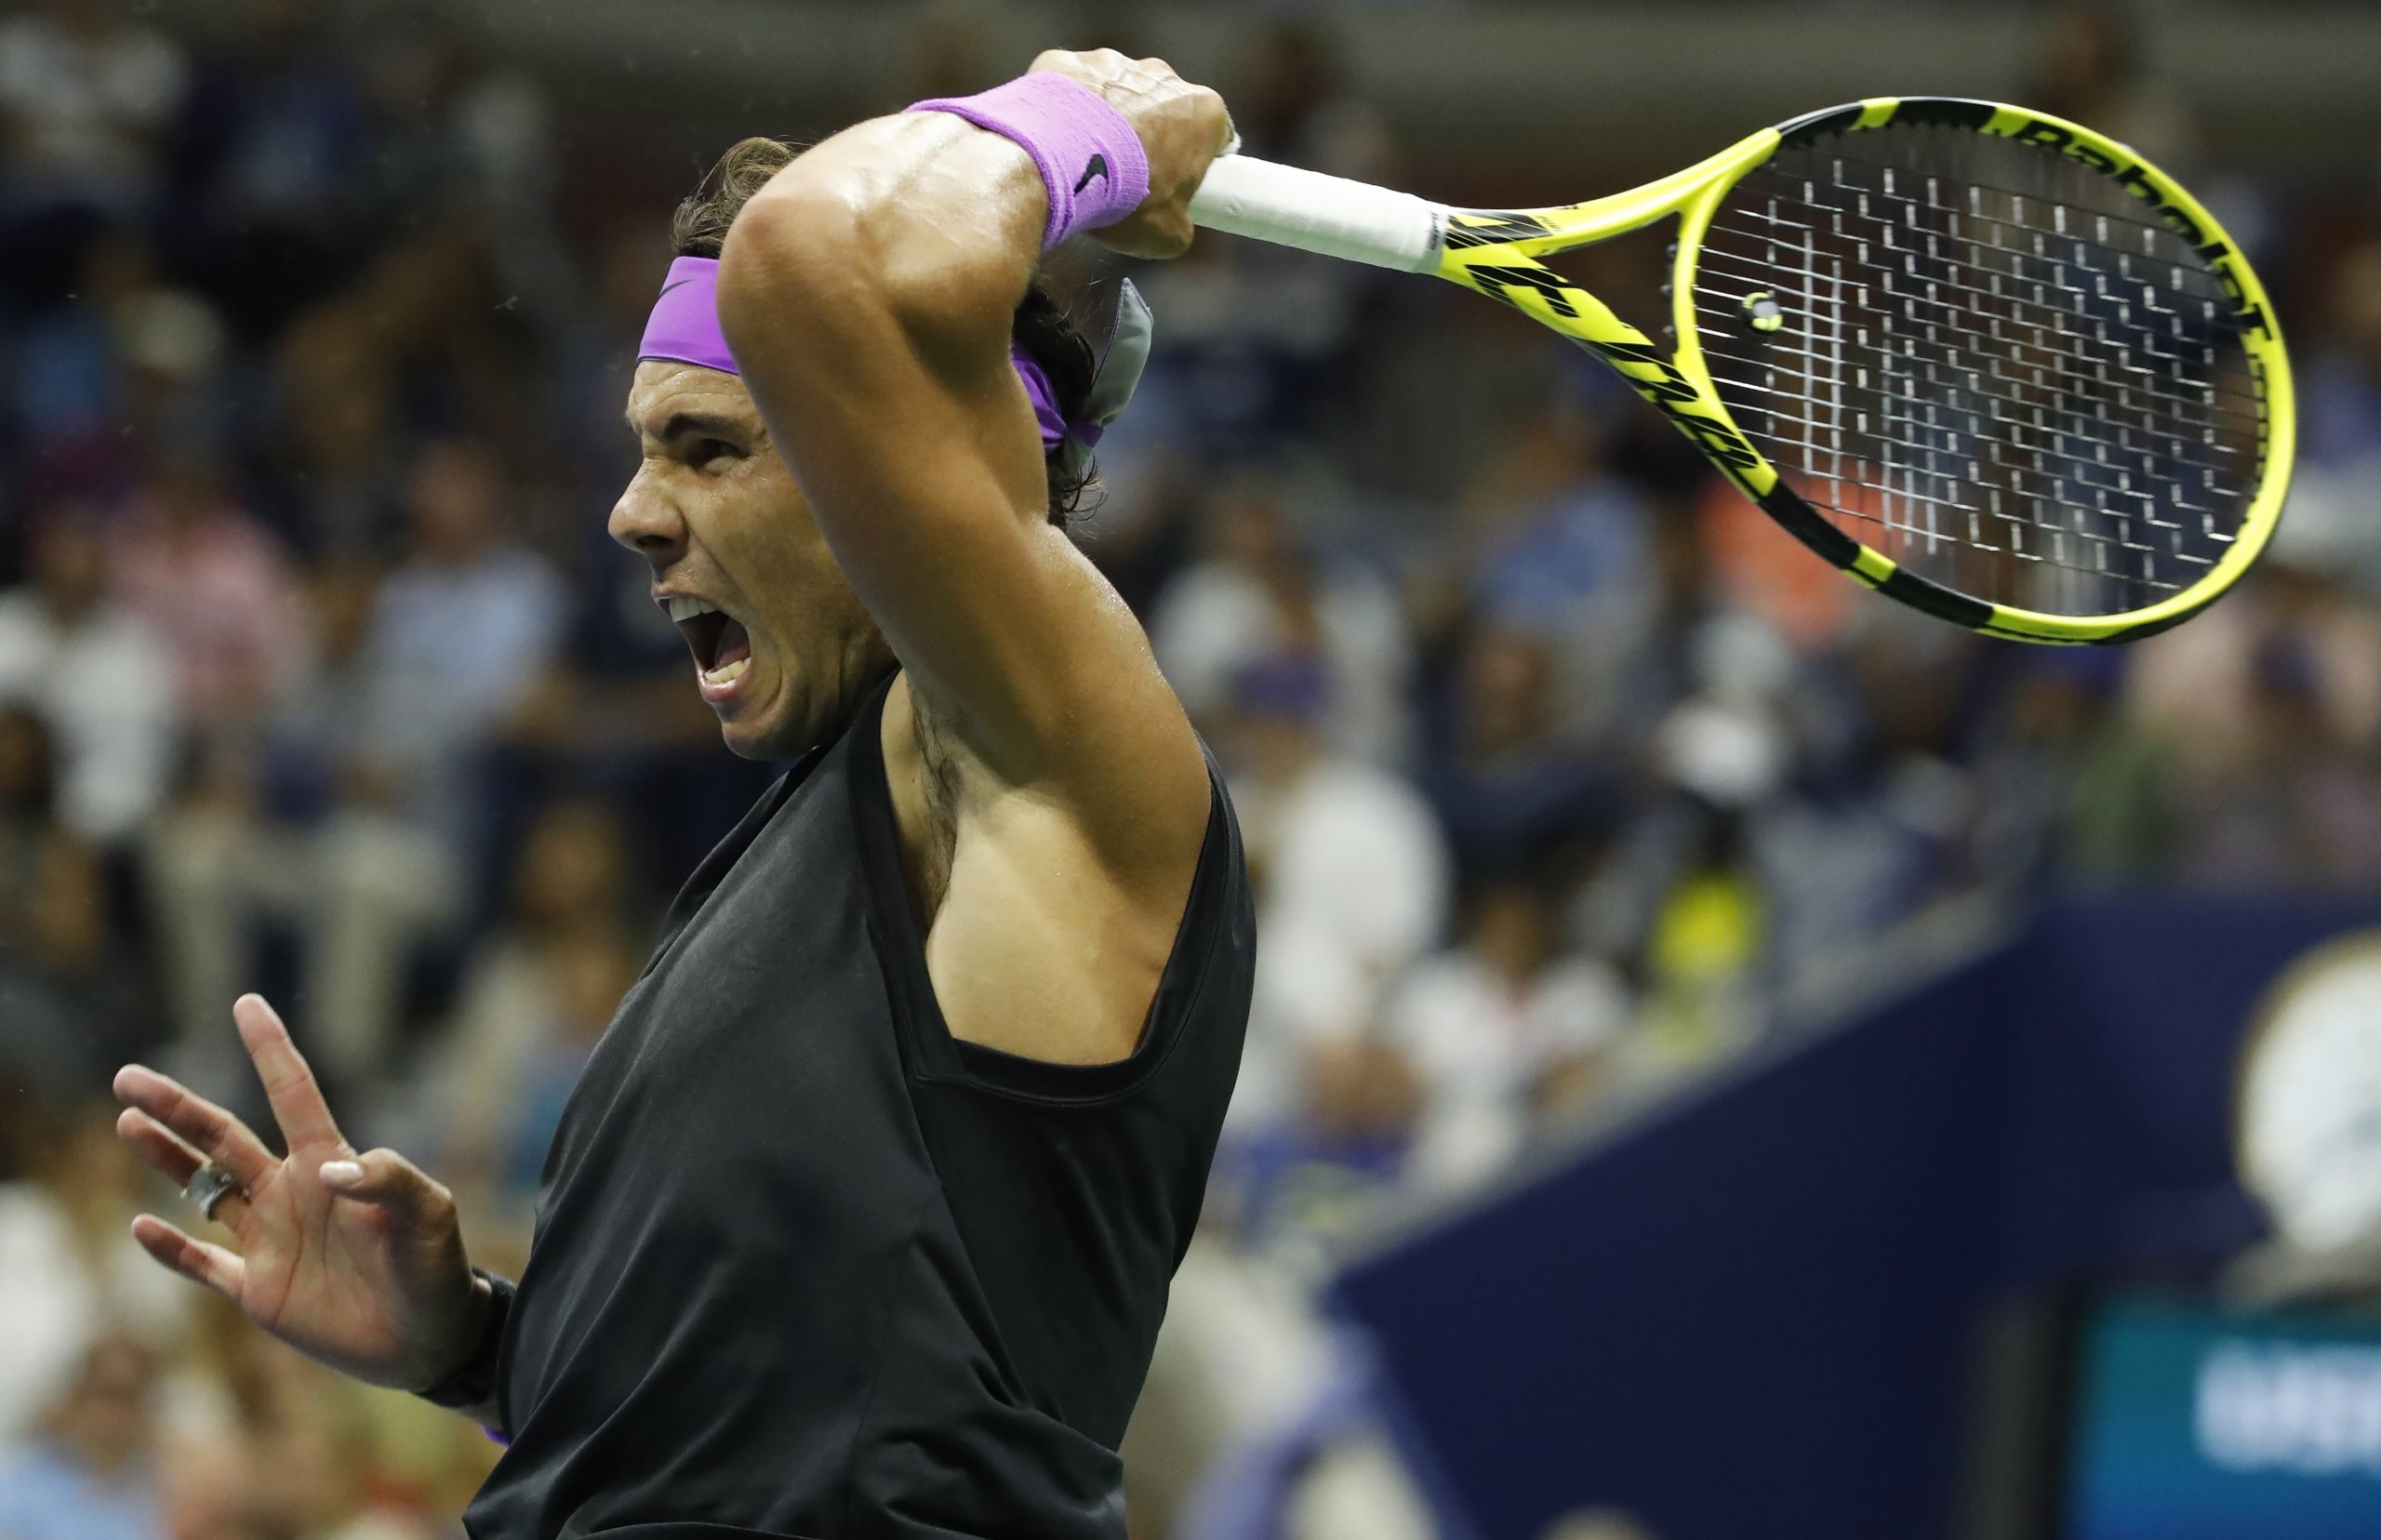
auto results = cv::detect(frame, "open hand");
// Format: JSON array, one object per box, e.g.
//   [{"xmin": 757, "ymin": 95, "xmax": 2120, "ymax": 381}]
[{"xmin": 113, "ymin": 994, "xmax": 490, "ymax": 1394}]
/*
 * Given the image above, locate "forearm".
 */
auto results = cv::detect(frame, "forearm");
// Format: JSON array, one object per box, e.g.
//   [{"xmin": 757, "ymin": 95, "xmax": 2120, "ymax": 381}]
[
  {"xmin": 721, "ymin": 113, "xmax": 1044, "ymax": 387},
  {"xmin": 711, "ymin": 59, "xmax": 1217, "ymax": 794},
  {"xmin": 712, "ymin": 112, "xmax": 1078, "ymax": 763}
]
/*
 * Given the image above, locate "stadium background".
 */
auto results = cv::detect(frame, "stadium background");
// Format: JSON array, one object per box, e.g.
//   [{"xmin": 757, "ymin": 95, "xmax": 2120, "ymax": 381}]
[{"xmin": 2, "ymin": 1, "xmax": 2379, "ymax": 1537}]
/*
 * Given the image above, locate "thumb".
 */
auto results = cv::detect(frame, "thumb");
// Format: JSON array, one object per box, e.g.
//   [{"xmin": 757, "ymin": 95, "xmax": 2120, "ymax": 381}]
[{"xmin": 319, "ymin": 1148, "xmax": 452, "ymax": 1221}]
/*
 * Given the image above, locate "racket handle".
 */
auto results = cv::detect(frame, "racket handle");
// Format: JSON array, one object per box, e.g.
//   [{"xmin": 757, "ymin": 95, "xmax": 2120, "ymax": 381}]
[{"xmin": 1188, "ymin": 155, "xmax": 1444, "ymax": 274}]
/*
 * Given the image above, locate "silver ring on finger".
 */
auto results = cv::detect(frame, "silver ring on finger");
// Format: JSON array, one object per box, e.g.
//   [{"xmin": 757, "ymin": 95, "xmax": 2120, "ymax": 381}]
[{"xmin": 182, "ymin": 1161, "xmax": 245, "ymax": 1222}]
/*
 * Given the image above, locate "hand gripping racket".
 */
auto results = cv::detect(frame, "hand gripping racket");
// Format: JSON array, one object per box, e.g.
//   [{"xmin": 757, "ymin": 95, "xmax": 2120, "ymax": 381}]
[{"xmin": 1188, "ymin": 98, "xmax": 2291, "ymax": 644}]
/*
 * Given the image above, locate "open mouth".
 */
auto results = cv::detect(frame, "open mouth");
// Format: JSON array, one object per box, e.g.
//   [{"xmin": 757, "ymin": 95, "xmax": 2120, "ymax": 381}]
[{"xmin": 664, "ymin": 596, "xmax": 752, "ymax": 687}]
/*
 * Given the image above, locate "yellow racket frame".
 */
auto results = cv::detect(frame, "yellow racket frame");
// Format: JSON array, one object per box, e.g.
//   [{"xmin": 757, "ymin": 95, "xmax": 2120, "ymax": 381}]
[{"xmin": 1432, "ymin": 97, "xmax": 2294, "ymax": 644}]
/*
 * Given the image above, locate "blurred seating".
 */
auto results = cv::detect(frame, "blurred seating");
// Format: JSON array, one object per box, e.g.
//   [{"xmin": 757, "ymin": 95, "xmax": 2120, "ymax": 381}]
[{"xmin": 0, "ymin": 3, "xmax": 2374, "ymax": 1537}]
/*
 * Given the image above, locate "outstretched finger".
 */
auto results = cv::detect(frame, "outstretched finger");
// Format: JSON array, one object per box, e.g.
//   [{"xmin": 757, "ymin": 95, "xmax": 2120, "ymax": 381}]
[
  {"xmin": 129, "ymin": 1214, "xmax": 247, "ymax": 1299},
  {"xmin": 116, "ymin": 1108, "xmax": 251, "ymax": 1229},
  {"xmin": 117, "ymin": 1105, "xmax": 206, "ymax": 1185},
  {"xmin": 320, "ymin": 1148, "xmax": 455, "ymax": 1227},
  {"xmin": 233, "ymin": 993, "xmax": 345, "ymax": 1155},
  {"xmin": 113, "ymin": 1064, "xmax": 277, "ymax": 1190}
]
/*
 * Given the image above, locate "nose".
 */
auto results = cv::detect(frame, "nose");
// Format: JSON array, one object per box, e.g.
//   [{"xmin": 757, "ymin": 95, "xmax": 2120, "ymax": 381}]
[{"xmin": 607, "ymin": 464, "xmax": 688, "ymax": 561}]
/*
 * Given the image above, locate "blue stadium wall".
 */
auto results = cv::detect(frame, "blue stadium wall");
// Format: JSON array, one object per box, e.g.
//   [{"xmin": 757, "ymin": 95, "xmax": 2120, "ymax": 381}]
[{"xmin": 1331, "ymin": 896, "xmax": 2381, "ymax": 1540}]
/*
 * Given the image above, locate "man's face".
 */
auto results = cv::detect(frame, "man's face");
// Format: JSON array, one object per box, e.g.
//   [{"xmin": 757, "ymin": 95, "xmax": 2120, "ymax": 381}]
[{"xmin": 613, "ymin": 362, "xmax": 892, "ymax": 759}]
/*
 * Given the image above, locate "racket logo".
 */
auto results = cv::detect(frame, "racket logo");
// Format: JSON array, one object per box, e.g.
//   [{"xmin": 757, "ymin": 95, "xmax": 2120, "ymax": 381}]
[
  {"xmin": 1074, "ymin": 153, "xmax": 1111, "ymax": 195},
  {"xmin": 1444, "ymin": 212, "xmax": 1553, "ymax": 249},
  {"xmin": 1587, "ymin": 339, "xmax": 1763, "ymax": 477},
  {"xmin": 1465, "ymin": 263, "xmax": 1580, "ymax": 319},
  {"xmin": 1998, "ymin": 116, "xmax": 2274, "ymax": 339},
  {"xmin": 1457, "ymin": 259, "xmax": 1763, "ymax": 478}
]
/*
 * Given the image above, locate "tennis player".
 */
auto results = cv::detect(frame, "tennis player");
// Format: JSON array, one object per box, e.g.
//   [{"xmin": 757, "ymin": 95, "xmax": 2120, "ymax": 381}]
[{"xmin": 112, "ymin": 49, "xmax": 1253, "ymax": 1540}]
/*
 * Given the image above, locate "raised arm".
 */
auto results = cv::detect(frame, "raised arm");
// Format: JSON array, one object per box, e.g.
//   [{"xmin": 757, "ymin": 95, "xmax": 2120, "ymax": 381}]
[{"xmin": 712, "ymin": 52, "xmax": 1229, "ymax": 843}]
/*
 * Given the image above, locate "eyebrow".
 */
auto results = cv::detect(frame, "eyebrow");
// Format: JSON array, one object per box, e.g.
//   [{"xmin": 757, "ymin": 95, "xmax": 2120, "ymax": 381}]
[{"xmin": 627, "ymin": 409, "xmax": 746, "ymax": 443}]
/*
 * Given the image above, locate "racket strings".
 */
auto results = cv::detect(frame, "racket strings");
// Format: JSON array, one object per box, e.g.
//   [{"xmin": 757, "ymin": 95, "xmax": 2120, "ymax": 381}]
[
  {"xmin": 1692, "ymin": 233, "xmax": 2262, "ymax": 436},
  {"xmin": 1688, "ymin": 126, "xmax": 2264, "ymax": 617},
  {"xmin": 1686, "ymin": 266, "xmax": 2254, "ymax": 541},
  {"xmin": 1686, "ymin": 266, "xmax": 2255, "ymax": 503}
]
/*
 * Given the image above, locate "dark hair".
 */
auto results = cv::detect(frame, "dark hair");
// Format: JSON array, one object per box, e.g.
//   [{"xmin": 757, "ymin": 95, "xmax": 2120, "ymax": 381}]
[{"xmin": 672, "ymin": 136, "xmax": 1098, "ymax": 526}]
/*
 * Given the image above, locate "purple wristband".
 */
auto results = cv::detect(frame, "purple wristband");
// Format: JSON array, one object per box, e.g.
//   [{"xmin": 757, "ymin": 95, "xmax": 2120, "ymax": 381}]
[{"xmin": 907, "ymin": 73, "xmax": 1151, "ymax": 251}]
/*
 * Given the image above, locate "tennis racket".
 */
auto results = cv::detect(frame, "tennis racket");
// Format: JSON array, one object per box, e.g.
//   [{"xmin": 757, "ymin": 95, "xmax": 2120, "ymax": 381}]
[{"xmin": 1187, "ymin": 97, "xmax": 2291, "ymax": 644}]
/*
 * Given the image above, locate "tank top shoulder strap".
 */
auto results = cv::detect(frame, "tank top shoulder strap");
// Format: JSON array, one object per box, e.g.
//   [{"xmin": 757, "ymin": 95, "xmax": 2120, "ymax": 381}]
[{"xmin": 641, "ymin": 741, "xmax": 831, "ymax": 979}]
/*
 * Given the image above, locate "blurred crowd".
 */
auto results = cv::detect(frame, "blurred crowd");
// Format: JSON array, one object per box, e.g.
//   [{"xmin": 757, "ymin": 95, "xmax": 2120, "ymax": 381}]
[{"xmin": 0, "ymin": 2, "xmax": 2376, "ymax": 1538}]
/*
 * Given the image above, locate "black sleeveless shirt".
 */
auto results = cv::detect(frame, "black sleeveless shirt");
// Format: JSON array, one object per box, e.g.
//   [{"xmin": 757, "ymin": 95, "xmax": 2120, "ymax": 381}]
[{"xmin": 464, "ymin": 678, "xmax": 1253, "ymax": 1540}]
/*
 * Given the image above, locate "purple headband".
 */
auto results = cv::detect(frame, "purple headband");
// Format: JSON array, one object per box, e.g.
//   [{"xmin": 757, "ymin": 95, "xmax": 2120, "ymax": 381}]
[{"xmin": 637, "ymin": 254, "xmax": 1092, "ymax": 456}]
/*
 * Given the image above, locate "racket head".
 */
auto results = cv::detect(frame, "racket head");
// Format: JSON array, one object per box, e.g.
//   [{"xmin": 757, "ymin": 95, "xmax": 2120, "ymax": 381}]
[{"xmin": 1439, "ymin": 98, "xmax": 2292, "ymax": 644}]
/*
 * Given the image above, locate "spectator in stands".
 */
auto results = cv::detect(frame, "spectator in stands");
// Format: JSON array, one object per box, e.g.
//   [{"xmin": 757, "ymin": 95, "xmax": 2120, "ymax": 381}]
[
  {"xmin": 1964, "ymin": 650, "xmax": 2125, "ymax": 889},
  {"xmin": 426, "ymin": 797, "xmax": 641, "ymax": 1215},
  {"xmin": 1630, "ymin": 804, "xmax": 1769, "ymax": 1079},
  {"xmin": 0, "ymin": 0, "xmax": 184, "ymax": 212},
  {"xmin": 168, "ymin": 0, "xmax": 373, "ymax": 339},
  {"xmin": 356, "ymin": 436, "xmax": 565, "ymax": 854},
  {"xmin": 0, "ymin": 232, "xmax": 231, "ymax": 509},
  {"xmin": 1467, "ymin": 408, "xmax": 1652, "ymax": 702},
  {"xmin": 1237, "ymin": 20, "xmax": 1395, "ymax": 186},
  {"xmin": 0, "ymin": 1105, "xmax": 189, "ymax": 1442},
  {"xmin": 108, "ymin": 451, "xmax": 305, "ymax": 743},
  {"xmin": 1124, "ymin": 228, "xmax": 1367, "ymax": 461},
  {"xmin": 1418, "ymin": 624, "xmax": 1613, "ymax": 882},
  {"xmin": 0, "ymin": 509, "xmax": 180, "ymax": 844},
  {"xmin": 227, "ymin": 1348, "xmax": 426, "ymax": 1540},
  {"xmin": 157, "ymin": 1310, "xmax": 468, "ymax": 1540},
  {"xmin": 149, "ymin": 438, "xmax": 563, "ymax": 1087},
  {"xmin": 267, "ymin": 299, "xmax": 406, "ymax": 559},
  {"xmin": 0, "ymin": 703, "xmax": 152, "ymax": 1082},
  {"xmin": 1218, "ymin": 652, "xmax": 1449, "ymax": 1147},
  {"xmin": 358, "ymin": 31, "xmax": 493, "ymax": 231},
  {"xmin": 359, "ymin": 21, "xmax": 564, "ymax": 283},
  {"xmin": 2283, "ymin": 240, "xmax": 2381, "ymax": 593},
  {"xmin": 2091, "ymin": 558, "xmax": 2381, "ymax": 887},
  {"xmin": 2033, "ymin": 4, "xmax": 2198, "ymax": 172},
  {"xmin": 145, "ymin": 559, "xmax": 372, "ymax": 1074},
  {"xmin": 1792, "ymin": 604, "xmax": 1991, "ymax": 921},
  {"xmin": 1382, "ymin": 875, "xmax": 1632, "ymax": 1193},
  {"xmin": 8, "ymin": 233, "xmax": 149, "ymax": 498},
  {"xmin": 1441, "ymin": 402, "xmax": 1657, "ymax": 754},
  {"xmin": 0, "ymin": 1331, "xmax": 168, "ymax": 1540},
  {"xmin": 0, "ymin": 707, "xmax": 94, "ymax": 1076},
  {"xmin": 1153, "ymin": 476, "xmax": 1413, "ymax": 763},
  {"xmin": 2305, "ymin": 240, "xmax": 2381, "ymax": 471},
  {"xmin": 0, "ymin": 0, "xmax": 185, "ymax": 307}
]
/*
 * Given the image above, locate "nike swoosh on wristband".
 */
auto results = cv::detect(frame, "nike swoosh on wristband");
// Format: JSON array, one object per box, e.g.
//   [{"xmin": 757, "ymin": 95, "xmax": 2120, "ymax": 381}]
[{"xmin": 1073, "ymin": 153, "xmax": 1110, "ymax": 195}]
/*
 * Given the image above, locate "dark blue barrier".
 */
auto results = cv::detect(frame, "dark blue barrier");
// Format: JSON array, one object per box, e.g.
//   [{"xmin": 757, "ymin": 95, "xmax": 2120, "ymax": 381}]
[{"xmin": 1329, "ymin": 897, "xmax": 2381, "ymax": 1540}]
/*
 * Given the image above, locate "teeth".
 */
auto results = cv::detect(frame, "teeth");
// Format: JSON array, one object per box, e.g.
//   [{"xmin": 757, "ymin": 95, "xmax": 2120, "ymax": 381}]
[
  {"xmin": 664, "ymin": 596, "xmax": 719, "ymax": 622},
  {"xmin": 703, "ymin": 657, "xmax": 750, "ymax": 686}
]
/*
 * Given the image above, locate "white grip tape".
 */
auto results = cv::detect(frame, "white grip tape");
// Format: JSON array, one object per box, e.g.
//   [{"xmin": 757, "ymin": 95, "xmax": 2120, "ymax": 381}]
[{"xmin": 1188, "ymin": 156, "xmax": 1443, "ymax": 275}]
